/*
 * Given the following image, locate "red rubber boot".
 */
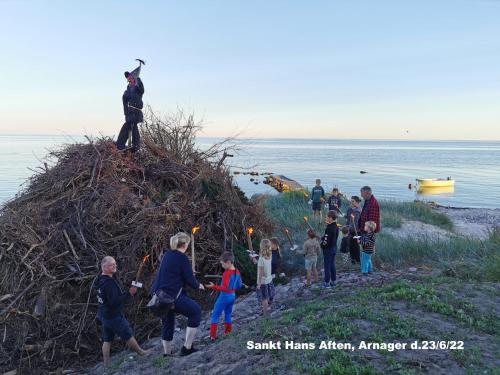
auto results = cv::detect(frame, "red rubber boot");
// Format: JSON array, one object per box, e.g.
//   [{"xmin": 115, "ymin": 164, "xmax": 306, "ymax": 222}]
[
  {"xmin": 210, "ymin": 323, "xmax": 218, "ymax": 341},
  {"xmin": 224, "ymin": 323, "xmax": 232, "ymax": 335}
]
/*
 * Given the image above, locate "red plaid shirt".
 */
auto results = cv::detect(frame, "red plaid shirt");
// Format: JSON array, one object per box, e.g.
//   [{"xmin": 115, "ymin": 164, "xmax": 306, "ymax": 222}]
[{"xmin": 359, "ymin": 195, "xmax": 381, "ymax": 233}]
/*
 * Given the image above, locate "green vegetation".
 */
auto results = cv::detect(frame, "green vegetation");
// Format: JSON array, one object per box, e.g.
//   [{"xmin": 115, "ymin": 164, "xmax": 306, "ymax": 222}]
[{"xmin": 233, "ymin": 276, "xmax": 500, "ymax": 375}]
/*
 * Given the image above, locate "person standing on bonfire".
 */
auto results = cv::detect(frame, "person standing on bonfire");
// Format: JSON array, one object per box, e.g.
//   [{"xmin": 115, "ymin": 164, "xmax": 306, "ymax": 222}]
[{"xmin": 116, "ymin": 60, "xmax": 145, "ymax": 152}]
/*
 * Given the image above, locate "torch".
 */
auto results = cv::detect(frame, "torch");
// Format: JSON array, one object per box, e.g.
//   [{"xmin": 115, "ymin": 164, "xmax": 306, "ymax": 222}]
[
  {"xmin": 246, "ymin": 227, "xmax": 258, "ymax": 259},
  {"xmin": 303, "ymin": 216, "xmax": 314, "ymax": 231},
  {"xmin": 283, "ymin": 228, "xmax": 298, "ymax": 251},
  {"xmin": 333, "ymin": 204, "xmax": 345, "ymax": 217},
  {"xmin": 132, "ymin": 254, "xmax": 150, "ymax": 288},
  {"xmin": 191, "ymin": 226, "xmax": 201, "ymax": 273},
  {"xmin": 350, "ymin": 214, "xmax": 360, "ymax": 239}
]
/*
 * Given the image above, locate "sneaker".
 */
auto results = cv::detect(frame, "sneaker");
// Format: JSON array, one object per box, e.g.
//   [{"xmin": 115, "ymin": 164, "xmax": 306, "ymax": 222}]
[
  {"xmin": 180, "ymin": 345, "xmax": 199, "ymax": 356},
  {"xmin": 329, "ymin": 281, "xmax": 336, "ymax": 288},
  {"xmin": 322, "ymin": 282, "xmax": 331, "ymax": 289}
]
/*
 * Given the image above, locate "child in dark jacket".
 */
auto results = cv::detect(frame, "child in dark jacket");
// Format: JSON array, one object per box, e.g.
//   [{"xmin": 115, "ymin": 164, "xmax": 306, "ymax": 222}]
[
  {"xmin": 320, "ymin": 211, "xmax": 339, "ymax": 288},
  {"xmin": 339, "ymin": 226, "xmax": 350, "ymax": 264},
  {"xmin": 270, "ymin": 237, "xmax": 283, "ymax": 277},
  {"xmin": 327, "ymin": 188, "xmax": 342, "ymax": 214},
  {"xmin": 206, "ymin": 252, "xmax": 242, "ymax": 341}
]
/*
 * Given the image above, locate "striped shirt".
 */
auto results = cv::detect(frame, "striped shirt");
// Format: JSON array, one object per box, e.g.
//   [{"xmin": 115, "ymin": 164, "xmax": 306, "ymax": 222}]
[{"xmin": 360, "ymin": 232, "xmax": 376, "ymax": 254}]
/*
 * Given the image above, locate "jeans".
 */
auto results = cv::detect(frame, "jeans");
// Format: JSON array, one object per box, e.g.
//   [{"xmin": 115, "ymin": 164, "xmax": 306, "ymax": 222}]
[
  {"xmin": 161, "ymin": 293, "xmax": 201, "ymax": 341},
  {"xmin": 361, "ymin": 252, "xmax": 373, "ymax": 273},
  {"xmin": 322, "ymin": 246, "xmax": 337, "ymax": 283}
]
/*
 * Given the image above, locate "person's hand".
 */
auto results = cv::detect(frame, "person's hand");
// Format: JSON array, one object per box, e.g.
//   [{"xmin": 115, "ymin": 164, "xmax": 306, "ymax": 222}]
[
  {"xmin": 198, "ymin": 284, "xmax": 205, "ymax": 290},
  {"xmin": 257, "ymin": 284, "xmax": 261, "ymax": 289},
  {"xmin": 205, "ymin": 282, "xmax": 214, "ymax": 289},
  {"xmin": 129, "ymin": 286, "xmax": 138, "ymax": 296}
]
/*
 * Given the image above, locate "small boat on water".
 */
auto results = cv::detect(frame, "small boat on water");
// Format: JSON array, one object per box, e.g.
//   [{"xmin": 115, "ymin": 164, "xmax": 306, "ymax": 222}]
[{"xmin": 416, "ymin": 178, "xmax": 455, "ymax": 188}]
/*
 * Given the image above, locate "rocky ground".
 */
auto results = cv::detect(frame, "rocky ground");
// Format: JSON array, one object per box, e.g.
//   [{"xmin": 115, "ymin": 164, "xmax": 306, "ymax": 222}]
[
  {"xmin": 385, "ymin": 207, "xmax": 500, "ymax": 241},
  {"xmin": 436, "ymin": 207, "xmax": 500, "ymax": 240}
]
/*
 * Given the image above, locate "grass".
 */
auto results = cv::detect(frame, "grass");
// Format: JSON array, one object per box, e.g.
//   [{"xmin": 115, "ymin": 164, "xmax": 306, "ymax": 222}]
[{"xmin": 234, "ymin": 275, "xmax": 499, "ymax": 374}]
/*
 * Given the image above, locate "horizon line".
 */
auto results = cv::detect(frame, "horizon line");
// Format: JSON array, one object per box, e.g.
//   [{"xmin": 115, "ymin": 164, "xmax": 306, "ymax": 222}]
[{"xmin": 1, "ymin": 133, "xmax": 500, "ymax": 143}]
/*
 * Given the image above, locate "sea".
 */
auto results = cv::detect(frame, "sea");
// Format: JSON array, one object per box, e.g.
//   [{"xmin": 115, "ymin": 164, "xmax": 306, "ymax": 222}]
[{"xmin": 1, "ymin": 135, "xmax": 499, "ymax": 208}]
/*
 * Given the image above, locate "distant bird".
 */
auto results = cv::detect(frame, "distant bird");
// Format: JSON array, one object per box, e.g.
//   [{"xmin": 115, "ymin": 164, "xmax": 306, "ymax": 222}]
[{"xmin": 360, "ymin": 171, "xmax": 368, "ymax": 174}]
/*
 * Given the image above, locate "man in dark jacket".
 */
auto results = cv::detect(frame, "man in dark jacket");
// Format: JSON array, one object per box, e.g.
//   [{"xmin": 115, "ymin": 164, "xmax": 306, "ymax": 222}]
[
  {"xmin": 96, "ymin": 256, "xmax": 148, "ymax": 367},
  {"xmin": 116, "ymin": 66, "xmax": 145, "ymax": 152},
  {"xmin": 358, "ymin": 186, "xmax": 381, "ymax": 234}
]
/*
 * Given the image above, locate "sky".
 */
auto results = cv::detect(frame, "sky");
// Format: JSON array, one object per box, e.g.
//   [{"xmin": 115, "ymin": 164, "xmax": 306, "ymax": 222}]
[{"xmin": 1, "ymin": 0, "xmax": 500, "ymax": 140}]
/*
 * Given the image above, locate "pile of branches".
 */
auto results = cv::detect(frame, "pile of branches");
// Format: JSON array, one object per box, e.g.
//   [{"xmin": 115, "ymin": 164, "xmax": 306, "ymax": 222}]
[{"xmin": 0, "ymin": 110, "xmax": 273, "ymax": 374}]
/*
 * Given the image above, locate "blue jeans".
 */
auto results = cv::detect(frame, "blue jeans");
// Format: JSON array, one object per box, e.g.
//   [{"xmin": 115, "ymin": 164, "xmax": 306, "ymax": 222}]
[
  {"xmin": 210, "ymin": 296, "xmax": 235, "ymax": 324},
  {"xmin": 361, "ymin": 252, "xmax": 373, "ymax": 273},
  {"xmin": 161, "ymin": 293, "xmax": 201, "ymax": 341},
  {"xmin": 322, "ymin": 246, "xmax": 337, "ymax": 283}
]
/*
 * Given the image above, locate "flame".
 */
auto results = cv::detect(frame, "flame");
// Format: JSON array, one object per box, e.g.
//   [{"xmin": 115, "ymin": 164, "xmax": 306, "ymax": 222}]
[
  {"xmin": 350, "ymin": 214, "xmax": 355, "ymax": 219},
  {"xmin": 142, "ymin": 254, "xmax": 150, "ymax": 263},
  {"xmin": 191, "ymin": 226, "xmax": 201, "ymax": 234},
  {"xmin": 303, "ymin": 192, "xmax": 309, "ymax": 197},
  {"xmin": 247, "ymin": 227, "xmax": 254, "ymax": 236},
  {"xmin": 284, "ymin": 228, "xmax": 289, "ymax": 234},
  {"xmin": 303, "ymin": 216, "xmax": 309, "ymax": 222}
]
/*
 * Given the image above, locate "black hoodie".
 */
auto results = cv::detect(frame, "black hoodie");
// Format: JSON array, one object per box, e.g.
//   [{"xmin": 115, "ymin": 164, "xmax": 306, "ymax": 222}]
[
  {"xmin": 320, "ymin": 222, "xmax": 339, "ymax": 250},
  {"xmin": 95, "ymin": 275, "xmax": 131, "ymax": 319}
]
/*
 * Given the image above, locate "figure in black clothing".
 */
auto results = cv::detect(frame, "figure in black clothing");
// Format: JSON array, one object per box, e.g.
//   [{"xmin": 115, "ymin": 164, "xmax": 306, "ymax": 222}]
[
  {"xmin": 95, "ymin": 256, "xmax": 148, "ymax": 367},
  {"xmin": 320, "ymin": 211, "xmax": 339, "ymax": 288},
  {"xmin": 152, "ymin": 232, "xmax": 206, "ymax": 357},
  {"xmin": 116, "ymin": 60, "xmax": 145, "ymax": 152},
  {"xmin": 326, "ymin": 188, "xmax": 342, "ymax": 214},
  {"xmin": 270, "ymin": 237, "xmax": 283, "ymax": 276}
]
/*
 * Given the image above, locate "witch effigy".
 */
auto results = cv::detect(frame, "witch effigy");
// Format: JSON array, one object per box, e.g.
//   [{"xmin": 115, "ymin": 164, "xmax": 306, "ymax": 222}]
[{"xmin": 116, "ymin": 59, "xmax": 145, "ymax": 152}]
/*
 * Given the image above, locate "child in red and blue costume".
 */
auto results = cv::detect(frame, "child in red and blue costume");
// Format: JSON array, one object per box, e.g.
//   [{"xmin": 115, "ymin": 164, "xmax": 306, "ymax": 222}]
[{"xmin": 206, "ymin": 252, "xmax": 242, "ymax": 341}]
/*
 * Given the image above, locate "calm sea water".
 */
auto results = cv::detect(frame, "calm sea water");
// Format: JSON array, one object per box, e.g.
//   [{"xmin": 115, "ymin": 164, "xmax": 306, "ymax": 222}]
[{"xmin": 1, "ymin": 135, "xmax": 499, "ymax": 208}]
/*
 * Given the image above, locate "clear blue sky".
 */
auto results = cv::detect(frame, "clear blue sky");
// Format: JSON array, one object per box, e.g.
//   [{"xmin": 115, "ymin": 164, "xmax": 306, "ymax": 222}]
[{"xmin": 1, "ymin": 0, "xmax": 499, "ymax": 140}]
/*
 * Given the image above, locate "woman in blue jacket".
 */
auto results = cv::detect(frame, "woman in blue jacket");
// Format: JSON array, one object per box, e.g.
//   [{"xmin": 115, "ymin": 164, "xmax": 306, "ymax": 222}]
[{"xmin": 152, "ymin": 232, "xmax": 205, "ymax": 356}]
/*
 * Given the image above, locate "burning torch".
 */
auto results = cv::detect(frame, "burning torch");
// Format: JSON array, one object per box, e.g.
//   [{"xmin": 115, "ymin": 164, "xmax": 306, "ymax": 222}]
[
  {"xmin": 246, "ymin": 227, "xmax": 258, "ymax": 259},
  {"xmin": 303, "ymin": 216, "xmax": 314, "ymax": 231},
  {"xmin": 132, "ymin": 254, "xmax": 150, "ymax": 288},
  {"xmin": 191, "ymin": 226, "xmax": 200, "ymax": 273}
]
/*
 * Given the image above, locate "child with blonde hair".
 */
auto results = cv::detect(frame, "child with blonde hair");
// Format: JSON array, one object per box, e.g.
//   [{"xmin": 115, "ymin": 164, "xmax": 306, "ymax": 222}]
[
  {"xmin": 358, "ymin": 221, "xmax": 377, "ymax": 275},
  {"xmin": 256, "ymin": 239, "xmax": 275, "ymax": 316}
]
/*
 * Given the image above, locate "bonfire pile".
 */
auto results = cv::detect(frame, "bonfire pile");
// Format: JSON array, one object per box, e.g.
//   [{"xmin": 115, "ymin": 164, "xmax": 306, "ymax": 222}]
[{"xmin": 0, "ymin": 111, "xmax": 273, "ymax": 373}]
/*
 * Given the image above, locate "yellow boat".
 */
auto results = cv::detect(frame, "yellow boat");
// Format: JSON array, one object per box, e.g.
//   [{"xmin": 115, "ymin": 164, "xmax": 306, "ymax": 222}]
[{"xmin": 416, "ymin": 178, "xmax": 455, "ymax": 188}]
